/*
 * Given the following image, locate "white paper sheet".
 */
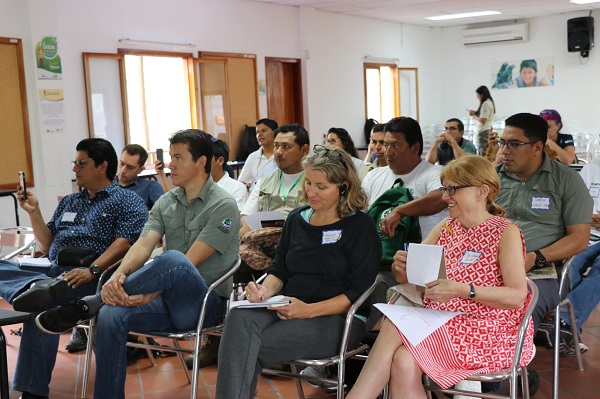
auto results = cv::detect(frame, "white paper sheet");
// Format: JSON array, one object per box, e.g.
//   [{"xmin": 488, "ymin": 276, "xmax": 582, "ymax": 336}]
[
  {"xmin": 231, "ymin": 295, "xmax": 291, "ymax": 309},
  {"xmin": 374, "ymin": 304, "xmax": 463, "ymax": 346},
  {"xmin": 17, "ymin": 257, "xmax": 52, "ymax": 267},
  {"xmin": 406, "ymin": 243, "xmax": 444, "ymax": 287},
  {"xmin": 244, "ymin": 211, "xmax": 286, "ymax": 230}
]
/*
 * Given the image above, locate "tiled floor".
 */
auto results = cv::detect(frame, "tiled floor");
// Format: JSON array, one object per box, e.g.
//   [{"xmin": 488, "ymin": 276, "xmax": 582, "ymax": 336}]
[{"xmin": 1, "ymin": 299, "xmax": 598, "ymax": 398}]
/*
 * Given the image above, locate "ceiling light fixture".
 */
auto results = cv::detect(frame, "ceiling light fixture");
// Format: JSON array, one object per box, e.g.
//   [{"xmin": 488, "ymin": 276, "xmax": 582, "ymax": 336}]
[
  {"xmin": 425, "ymin": 11, "xmax": 501, "ymax": 21},
  {"xmin": 570, "ymin": 0, "xmax": 600, "ymax": 4},
  {"xmin": 118, "ymin": 38, "xmax": 196, "ymax": 50}
]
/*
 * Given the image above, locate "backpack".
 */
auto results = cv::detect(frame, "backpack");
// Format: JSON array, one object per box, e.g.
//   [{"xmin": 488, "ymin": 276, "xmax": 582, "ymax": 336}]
[{"xmin": 367, "ymin": 185, "xmax": 421, "ymax": 266}]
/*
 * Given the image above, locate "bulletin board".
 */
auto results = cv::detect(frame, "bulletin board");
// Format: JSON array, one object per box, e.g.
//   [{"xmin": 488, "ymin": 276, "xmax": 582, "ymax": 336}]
[{"xmin": 0, "ymin": 37, "xmax": 34, "ymax": 190}]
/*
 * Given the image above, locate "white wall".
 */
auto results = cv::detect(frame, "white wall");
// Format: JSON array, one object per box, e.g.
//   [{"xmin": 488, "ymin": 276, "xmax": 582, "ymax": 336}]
[
  {"xmin": 300, "ymin": 7, "xmax": 444, "ymax": 146},
  {"xmin": 441, "ymin": 12, "xmax": 600, "ymax": 135},
  {"xmin": 2, "ymin": 0, "xmax": 598, "ymax": 229}
]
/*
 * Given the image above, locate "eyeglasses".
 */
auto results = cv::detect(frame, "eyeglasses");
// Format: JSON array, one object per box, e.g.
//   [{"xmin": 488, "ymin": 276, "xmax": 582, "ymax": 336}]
[
  {"xmin": 443, "ymin": 127, "xmax": 458, "ymax": 132},
  {"xmin": 439, "ymin": 185, "xmax": 471, "ymax": 196},
  {"xmin": 313, "ymin": 144, "xmax": 347, "ymax": 168},
  {"xmin": 498, "ymin": 139, "xmax": 537, "ymax": 150},
  {"xmin": 71, "ymin": 158, "xmax": 94, "ymax": 168}
]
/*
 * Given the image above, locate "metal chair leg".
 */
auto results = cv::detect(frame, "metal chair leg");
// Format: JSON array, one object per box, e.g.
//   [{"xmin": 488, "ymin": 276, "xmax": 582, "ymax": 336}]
[{"xmin": 564, "ymin": 300, "xmax": 584, "ymax": 371}]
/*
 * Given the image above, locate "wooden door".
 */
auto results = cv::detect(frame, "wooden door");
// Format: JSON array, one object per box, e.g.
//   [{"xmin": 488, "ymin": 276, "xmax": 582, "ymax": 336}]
[{"xmin": 265, "ymin": 57, "xmax": 303, "ymax": 126}]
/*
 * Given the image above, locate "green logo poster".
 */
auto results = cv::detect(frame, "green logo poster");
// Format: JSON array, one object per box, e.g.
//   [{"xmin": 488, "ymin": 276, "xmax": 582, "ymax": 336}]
[{"xmin": 36, "ymin": 36, "xmax": 62, "ymax": 80}]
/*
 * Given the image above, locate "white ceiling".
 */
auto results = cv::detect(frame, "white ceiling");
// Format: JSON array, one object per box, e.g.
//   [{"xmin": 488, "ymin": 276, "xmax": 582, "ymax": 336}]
[{"xmin": 245, "ymin": 0, "xmax": 599, "ymax": 27}]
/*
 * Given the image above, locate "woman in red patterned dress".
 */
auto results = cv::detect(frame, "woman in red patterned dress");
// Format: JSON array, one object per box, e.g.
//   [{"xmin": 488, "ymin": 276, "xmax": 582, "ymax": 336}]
[{"xmin": 347, "ymin": 155, "xmax": 534, "ymax": 399}]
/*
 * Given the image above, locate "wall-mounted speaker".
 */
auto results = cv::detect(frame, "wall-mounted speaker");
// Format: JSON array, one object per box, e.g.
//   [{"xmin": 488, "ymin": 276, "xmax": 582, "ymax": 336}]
[{"xmin": 568, "ymin": 16, "xmax": 594, "ymax": 57}]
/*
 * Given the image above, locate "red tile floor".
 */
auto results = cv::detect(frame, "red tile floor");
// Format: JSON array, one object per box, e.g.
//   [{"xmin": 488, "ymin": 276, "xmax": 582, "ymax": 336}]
[{"xmin": 1, "ymin": 299, "xmax": 598, "ymax": 398}]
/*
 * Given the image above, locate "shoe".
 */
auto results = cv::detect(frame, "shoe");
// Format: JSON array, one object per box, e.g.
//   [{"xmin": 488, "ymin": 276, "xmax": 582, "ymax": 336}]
[
  {"xmin": 65, "ymin": 327, "xmax": 88, "ymax": 353},
  {"xmin": 19, "ymin": 392, "xmax": 49, "ymax": 399},
  {"xmin": 518, "ymin": 368, "xmax": 539, "ymax": 397},
  {"xmin": 534, "ymin": 322, "xmax": 554, "ymax": 349},
  {"xmin": 13, "ymin": 278, "xmax": 68, "ymax": 312},
  {"xmin": 185, "ymin": 335, "xmax": 220, "ymax": 370},
  {"xmin": 35, "ymin": 299, "xmax": 96, "ymax": 334},
  {"xmin": 299, "ymin": 366, "xmax": 338, "ymax": 393},
  {"xmin": 558, "ymin": 328, "xmax": 589, "ymax": 357}
]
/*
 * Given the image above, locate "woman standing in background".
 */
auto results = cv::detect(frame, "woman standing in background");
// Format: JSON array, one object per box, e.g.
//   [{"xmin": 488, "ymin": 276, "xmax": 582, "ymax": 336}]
[{"xmin": 469, "ymin": 85, "xmax": 496, "ymax": 156}]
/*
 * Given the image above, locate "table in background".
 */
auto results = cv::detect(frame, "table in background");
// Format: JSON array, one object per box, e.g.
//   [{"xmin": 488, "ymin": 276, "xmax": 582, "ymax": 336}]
[{"xmin": 0, "ymin": 310, "xmax": 30, "ymax": 399}]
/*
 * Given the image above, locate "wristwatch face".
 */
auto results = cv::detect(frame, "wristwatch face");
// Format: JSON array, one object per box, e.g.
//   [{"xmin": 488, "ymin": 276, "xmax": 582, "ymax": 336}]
[
  {"xmin": 535, "ymin": 253, "xmax": 546, "ymax": 268},
  {"xmin": 90, "ymin": 265, "xmax": 101, "ymax": 276}
]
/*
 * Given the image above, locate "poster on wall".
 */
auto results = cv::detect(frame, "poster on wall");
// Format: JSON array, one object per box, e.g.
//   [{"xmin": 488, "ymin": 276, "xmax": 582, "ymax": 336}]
[
  {"xmin": 491, "ymin": 57, "xmax": 554, "ymax": 89},
  {"xmin": 35, "ymin": 36, "xmax": 62, "ymax": 80},
  {"xmin": 39, "ymin": 89, "xmax": 65, "ymax": 134}
]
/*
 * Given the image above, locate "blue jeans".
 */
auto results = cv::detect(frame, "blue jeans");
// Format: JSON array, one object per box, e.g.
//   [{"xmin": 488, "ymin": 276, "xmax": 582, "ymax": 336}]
[
  {"xmin": 0, "ymin": 260, "xmax": 96, "ymax": 396},
  {"xmin": 93, "ymin": 250, "xmax": 226, "ymax": 399},
  {"xmin": 560, "ymin": 242, "xmax": 600, "ymax": 331}
]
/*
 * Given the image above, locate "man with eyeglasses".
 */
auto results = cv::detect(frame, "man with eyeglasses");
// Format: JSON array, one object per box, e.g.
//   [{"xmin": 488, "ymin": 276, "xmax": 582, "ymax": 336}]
[
  {"xmin": 0, "ymin": 138, "xmax": 148, "ymax": 399},
  {"xmin": 425, "ymin": 118, "xmax": 476, "ymax": 166},
  {"xmin": 495, "ymin": 113, "xmax": 592, "ymax": 359}
]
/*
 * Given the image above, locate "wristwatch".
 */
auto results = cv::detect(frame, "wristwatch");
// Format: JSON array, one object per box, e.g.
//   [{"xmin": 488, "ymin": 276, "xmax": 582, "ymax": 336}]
[
  {"xmin": 89, "ymin": 264, "xmax": 101, "ymax": 277},
  {"xmin": 468, "ymin": 284, "xmax": 476, "ymax": 300},
  {"xmin": 534, "ymin": 250, "xmax": 547, "ymax": 269}
]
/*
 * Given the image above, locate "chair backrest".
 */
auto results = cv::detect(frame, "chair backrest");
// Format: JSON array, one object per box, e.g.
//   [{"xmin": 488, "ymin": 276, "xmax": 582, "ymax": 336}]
[
  {"xmin": 0, "ymin": 227, "xmax": 36, "ymax": 260},
  {"xmin": 557, "ymin": 256, "xmax": 573, "ymax": 300}
]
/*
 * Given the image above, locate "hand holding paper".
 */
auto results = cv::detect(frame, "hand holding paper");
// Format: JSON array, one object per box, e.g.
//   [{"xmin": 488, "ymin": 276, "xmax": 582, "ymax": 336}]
[{"xmin": 406, "ymin": 244, "xmax": 445, "ymax": 287}]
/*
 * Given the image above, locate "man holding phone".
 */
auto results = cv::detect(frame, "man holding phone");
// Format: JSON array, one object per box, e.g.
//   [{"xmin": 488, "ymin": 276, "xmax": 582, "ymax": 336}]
[
  {"xmin": 117, "ymin": 144, "xmax": 165, "ymax": 210},
  {"xmin": 0, "ymin": 138, "xmax": 148, "ymax": 399}
]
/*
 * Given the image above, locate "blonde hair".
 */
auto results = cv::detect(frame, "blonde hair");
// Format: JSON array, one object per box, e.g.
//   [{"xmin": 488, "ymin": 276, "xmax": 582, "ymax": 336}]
[
  {"xmin": 301, "ymin": 145, "xmax": 368, "ymax": 218},
  {"xmin": 440, "ymin": 155, "xmax": 505, "ymax": 217}
]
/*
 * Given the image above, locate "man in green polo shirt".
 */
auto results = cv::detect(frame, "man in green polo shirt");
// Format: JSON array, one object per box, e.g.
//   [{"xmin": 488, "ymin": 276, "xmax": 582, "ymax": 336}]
[
  {"xmin": 35, "ymin": 129, "xmax": 240, "ymax": 399},
  {"xmin": 495, "ymin": 112, "xmax": 591, "ymax": 329}
]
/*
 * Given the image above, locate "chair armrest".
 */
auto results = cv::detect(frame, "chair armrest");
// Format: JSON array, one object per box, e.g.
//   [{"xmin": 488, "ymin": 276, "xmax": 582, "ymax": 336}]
[
  {"xmin": 195, "ymin": 256, "xmax": 241, "ymax": 330},
  {"xmin": 509, "ymin": 277, "xmax": 538, "ymax": 370},
  {"xmin": 337, "ymin": 280, "xmax": 378, "ymax": 361}
]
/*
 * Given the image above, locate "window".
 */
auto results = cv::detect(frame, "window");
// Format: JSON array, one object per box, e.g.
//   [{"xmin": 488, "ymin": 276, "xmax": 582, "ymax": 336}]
[
  {"xmin": 124, "ymin": 54, "xmax": 193, "ymax": 153},
  {"xmin": 83, "ymin": 50, "xmax": 258, "ymax": 162},
  {"xmin": 364, "ymin": 63, "xmax": 419, "ymax": 122}
]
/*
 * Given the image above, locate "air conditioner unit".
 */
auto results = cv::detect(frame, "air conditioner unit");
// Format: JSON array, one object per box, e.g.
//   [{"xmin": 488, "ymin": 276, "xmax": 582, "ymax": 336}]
[{"xmin": 462, "ymin": 22, "xmax": 529, "ymax": 45}]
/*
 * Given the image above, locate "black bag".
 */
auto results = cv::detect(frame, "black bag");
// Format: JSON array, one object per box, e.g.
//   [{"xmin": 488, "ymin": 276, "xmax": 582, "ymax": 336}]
[{"xmin": 57, "ymin": 247, "xmax": 99, "ymax": 268}]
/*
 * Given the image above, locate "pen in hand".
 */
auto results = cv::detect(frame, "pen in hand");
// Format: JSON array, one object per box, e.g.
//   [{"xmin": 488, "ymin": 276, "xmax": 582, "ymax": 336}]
[{"xmin": 251, "ymin": 274, "xmax": 263, "ymax": 301}]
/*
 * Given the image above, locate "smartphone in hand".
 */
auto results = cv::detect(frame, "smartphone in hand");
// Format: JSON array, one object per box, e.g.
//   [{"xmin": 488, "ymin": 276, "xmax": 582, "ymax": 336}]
[
  {"xmin": 18, "ymin": 171, "xmax": 27, "ymax": 200},
  {"xmin": 156, "ymin": 148, "xmax": 164, "ymax": 169}
]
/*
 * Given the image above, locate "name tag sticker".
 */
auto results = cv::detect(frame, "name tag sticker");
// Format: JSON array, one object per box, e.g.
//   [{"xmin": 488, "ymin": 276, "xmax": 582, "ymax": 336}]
[
  {"xmin": 322, "ymin": 229, "xmax": 342, "ymax": 245},
  {"xmin": 531, "ymin": 196, "xmax": 550, "ymax": 210},
  {"xmin": 61, "ymin": 212, "xmax": 77, "ymax": 222},
  {"xmin": 460, "ymin": 250, "xmax": 482, "ymax": 264},
  {"xmin": 590, "ymin": 187, "xmax": 600, "ymax": 198}
]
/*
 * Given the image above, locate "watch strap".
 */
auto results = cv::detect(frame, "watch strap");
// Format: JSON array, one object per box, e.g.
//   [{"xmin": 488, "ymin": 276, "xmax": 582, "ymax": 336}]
[{"xmin": 468, "ymin": 284, "xmax": 476, "ymax": 300}]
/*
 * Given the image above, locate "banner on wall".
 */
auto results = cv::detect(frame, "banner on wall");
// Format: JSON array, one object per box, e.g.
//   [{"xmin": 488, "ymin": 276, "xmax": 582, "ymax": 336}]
[
  {"xmin": 491, "ymin": 57, "xmax": 554, "ymax": 89},
  {"xmin": 35, "ymin": 36, "xmax": 62, "ymax": 80},
  {"xmin": 39, "ymin": 89, "xmax": 65, "ymax": 134}
]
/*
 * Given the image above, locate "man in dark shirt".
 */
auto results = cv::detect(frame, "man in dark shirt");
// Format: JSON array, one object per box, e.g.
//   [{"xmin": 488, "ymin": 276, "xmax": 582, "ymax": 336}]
[
  {"xmin": 425, "ymin": 118, "xmax": 477, "ymax": 165},
  {"xmin": 0, "ymin": 138, "xmax": 148, "ymax": 399},
  {"xmin": 117, "ymin": 144, "xmax": 165, "ymax": 210}
]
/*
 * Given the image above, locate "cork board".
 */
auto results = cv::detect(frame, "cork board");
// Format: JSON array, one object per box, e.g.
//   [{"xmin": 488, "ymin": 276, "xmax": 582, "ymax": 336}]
[{"xmin": 0, "ymin": 38, "xmax": 33, "ymax": 190}]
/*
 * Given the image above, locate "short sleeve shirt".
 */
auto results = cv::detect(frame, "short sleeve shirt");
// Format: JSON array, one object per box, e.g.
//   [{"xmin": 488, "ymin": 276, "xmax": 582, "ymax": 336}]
[
  {"xmin": 556, "ymin": 133, "xmax": 575, "ymax": 150},
  {"xmin": 496, "ymin": 155, "xmax": 592, "ymax": 278},
  {"xmin": 237, "ymin": 148, "xmax": 275, "ymax": 186},
  {"xmin": 437, "ymin": 138, "xmax": 477, "ymax": 165},
  {"xmin": 362, "ymin": 161, "xmax": 448, "ymax": 238},
  {"xmin": 477, "ymin": 99, "xmax": 494, "ymax": 131},
  {"xmin": 121, "ymin": 178, "xmax": 165, "ymax": 210},
  {"xmin": 46, "ymin": 183, "xmax": 148, "ymax": 262},
  {"xmin": 145, "ymin": 177, "xmax": 240, "ymax": 297}
]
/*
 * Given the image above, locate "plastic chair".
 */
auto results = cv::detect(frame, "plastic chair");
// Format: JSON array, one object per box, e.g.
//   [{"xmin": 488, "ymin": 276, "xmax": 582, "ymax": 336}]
[
  {"xmin": 0, "ymin": 227, "xmax": 36, "ymax": 261},
  {"xmin": 261, "ymin": 280, "xmax": 378, "ymax": 399},
  {"xmin": 121, "ymin": 255, "xmax": 241, "ymax": 399},
  {"xmin": 422, "ymin": 277, "xmax": 539, "ymax": 399},
  {"xmin": 548, "ymin": 257, "xmax": 584, "ymax": 399}
]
